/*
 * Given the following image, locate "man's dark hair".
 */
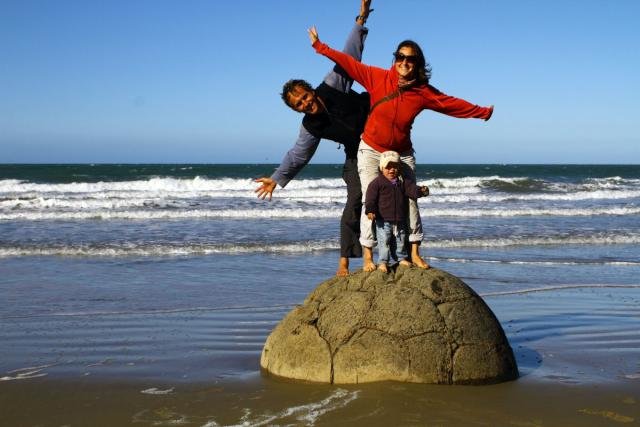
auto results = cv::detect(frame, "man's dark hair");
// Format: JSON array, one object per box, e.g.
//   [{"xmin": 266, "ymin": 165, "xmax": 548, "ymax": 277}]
[
  {"xmin": 395, "ymin": 40, "xmax": 432, "ymax": 84},
  {"xmin": 281, "ymin": 79, "xmax": 314, "ymax": 109}
]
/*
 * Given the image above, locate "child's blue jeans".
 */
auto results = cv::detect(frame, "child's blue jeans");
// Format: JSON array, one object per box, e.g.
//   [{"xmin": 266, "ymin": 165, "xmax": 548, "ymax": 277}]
[{"xmin": 375, "ymin": 219, "xmax": 408, "ymax": 264}]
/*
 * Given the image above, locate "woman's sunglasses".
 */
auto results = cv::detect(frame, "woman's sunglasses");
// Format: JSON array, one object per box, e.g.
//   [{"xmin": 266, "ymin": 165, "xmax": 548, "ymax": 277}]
[{"xmin": 393, "ymin": 52, "xmax": 418, "ymax": 64}]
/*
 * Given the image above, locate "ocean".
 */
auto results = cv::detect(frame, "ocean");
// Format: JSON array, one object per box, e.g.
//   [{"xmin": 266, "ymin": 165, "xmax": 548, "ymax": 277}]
[{"xmin": 1, "ymin": 163, "xmax": 639, "ymax": 425}]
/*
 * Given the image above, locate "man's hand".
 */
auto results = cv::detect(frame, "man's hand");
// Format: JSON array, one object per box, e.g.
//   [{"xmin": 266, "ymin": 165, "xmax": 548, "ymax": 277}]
[
  {"xmin": 420, "ymin": 186, "xmax": 429, "ymax": 197},
  {"xmin": 361, "ymin": 0, "xmax": 372, "ymax": 15},
  {"xmin": 367, "ymin": 212, "xmax": 375, "ymax": 221},
  {"xmin": 308, "ymin": 26, "xmax": 319, "ymax": 45},
  {"xmin": 357, "ymin": 0, "xmax": 373, "ymax": 24},
  {"xmin": 254, "ymin": 177, "xmax": 277, "ymax": 201}
]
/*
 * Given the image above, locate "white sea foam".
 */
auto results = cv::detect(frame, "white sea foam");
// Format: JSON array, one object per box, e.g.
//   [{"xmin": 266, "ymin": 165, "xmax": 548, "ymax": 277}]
[
  {"xmin": 216, "ymin": 388, "xmax": 359, "ymax": 427},
  {"xmin": 2, "ymin": 176, "xmax": 638, "ymax": 219},
  {"xmin": 481, "ymin": 284, "xmax": 640, "ymax": 297},
  {"xmin": 0, "ymin": 208, "xmax": 341, "ymax": 220},
  {"xmin": 141, "ymin": 387, "xmax": 175, "ymax": 395},
  {"xmin": 0, "ymin": 241, "xmax": 339, "ymax": 258},
  {"xmin": 0, "ymin": 177, "xmax": 258, "ymax": 193},
  {"xmin": 0, "ymin": 364, "xmax": 54, "ymax": 381},
  {"xmin": 1, "ymin": 234, "xmax": 638, "ymax": 258},
  {"xmin": 429, "ymin": 175, "xmax": 518, "ymax": 189},
  {"xmin": 2, "ymin": 175, "xmax": 637, "ymax": 195},
  {"xmin": 0, "ymin": 196, "xmax": 175, "ymax": 210},
  {"xmin": 2, "ymin": 205, "xmax": 639, "ymax": 221},
  {"xmin": 429, "ymin": 234, "xmax": 640, "ymax": 248},
  {"xmin": 431, "ymin": 256, "xmax": 640, "ymax": 266},
  {"xmin": 1, "ymin": 305, "xmax": 292, "ymax": 320},
  {"xmin": 422, "ymin": 206, "xmax": 640, "ymax": 217},
  {"xmin": 428, "ymin": 189, "xmax": 640, "ymax": 203},
  {"xmin": 3, "ymin": 188, "xmax": 638, "ymax": 212}
]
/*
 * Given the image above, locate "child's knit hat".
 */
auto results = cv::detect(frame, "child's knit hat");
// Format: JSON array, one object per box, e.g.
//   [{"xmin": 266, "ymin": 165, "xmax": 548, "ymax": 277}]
[{"xmin": 379, "ymin": 151, "xmax": 400, "ymax": 170}]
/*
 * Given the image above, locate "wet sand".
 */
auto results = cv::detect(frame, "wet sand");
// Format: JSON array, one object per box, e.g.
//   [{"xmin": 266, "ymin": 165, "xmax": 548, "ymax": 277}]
[
  {"xmin": 1, "ymin": 285, "xmax": 639, "ymax": 426},
  {"xmin": 2, "ymin": 375, "xmax": 638, "ymax": 426}
]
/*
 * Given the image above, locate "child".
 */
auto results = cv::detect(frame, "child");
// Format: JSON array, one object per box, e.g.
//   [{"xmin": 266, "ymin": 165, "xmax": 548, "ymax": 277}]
[{"xmin": 365, "ymin": 151, "xmax": 429, "ymax": 272}]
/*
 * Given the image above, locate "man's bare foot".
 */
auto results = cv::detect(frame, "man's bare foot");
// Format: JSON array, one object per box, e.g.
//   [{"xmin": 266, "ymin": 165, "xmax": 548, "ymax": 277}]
[
  {"xmin": 377, "ymin": 263, "xmax": 389, "ymax": 273},
  {"xmin": 399, "ymin": 259, "xmax": 412, "ymax": 268},
  {"xmin": 363, "ymin": 246, "xmax": 376, "ymax": 272},
  {"xmin": 336, "ymin": 257, "xmax": 349, "ymax": 277}
]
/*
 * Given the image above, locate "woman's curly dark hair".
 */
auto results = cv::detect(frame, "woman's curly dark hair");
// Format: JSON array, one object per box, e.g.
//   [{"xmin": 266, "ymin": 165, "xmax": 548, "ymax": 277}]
[{"xmin": 394, "ymin": 40, "xmax": 432, "ymax": 84}]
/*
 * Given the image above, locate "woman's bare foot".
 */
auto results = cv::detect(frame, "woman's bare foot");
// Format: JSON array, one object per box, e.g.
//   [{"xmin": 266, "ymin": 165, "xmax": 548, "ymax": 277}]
[
  {"xmin": 377, "ymin": 263, "xmax": 389, "ymax": 273},
  {"xmin": 399, "ymin": 259, "xmax": 412, "ymax": 268},
  {"xmin": 412, "ymin": 254, "xmax": 430, "ymax": 269},
  {"xmin": 336, "ymin": 257, "xmax": 349, "ymax": 277},
  {"xmin": 411, "ymin": 243, "xmax": 430, "ymax": 269},
  {"xmin": 363, "ymin": 246, "xmax": 376, "ymax": 272}
]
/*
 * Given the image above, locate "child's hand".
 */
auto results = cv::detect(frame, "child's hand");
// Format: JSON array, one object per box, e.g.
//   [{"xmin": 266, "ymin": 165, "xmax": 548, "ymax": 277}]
[{"xmin": 367, "ymin": 212, "xmax": 375, "ymax": 221}]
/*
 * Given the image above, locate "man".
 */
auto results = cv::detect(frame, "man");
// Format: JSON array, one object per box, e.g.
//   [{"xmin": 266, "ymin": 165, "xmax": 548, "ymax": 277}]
[{"xmin": 255, "ymin": 0, "xmax": 373, "ymax": 276}]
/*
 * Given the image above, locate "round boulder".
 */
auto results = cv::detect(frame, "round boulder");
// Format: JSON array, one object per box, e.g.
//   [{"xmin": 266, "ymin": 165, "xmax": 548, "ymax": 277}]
[{"xmin": 260, "ymin": 267, "xmax": 518, "ymax": 384}]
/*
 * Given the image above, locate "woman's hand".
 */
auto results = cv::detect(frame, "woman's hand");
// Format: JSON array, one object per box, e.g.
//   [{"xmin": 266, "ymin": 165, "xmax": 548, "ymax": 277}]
[
  {"xmin": 308, "ymin": 26, "xmax": 319, "ymax": 45},
  {"xmin": 367, "ymin": 212, "xmax": 375, "ymax": 221},
  {"xmin": 485, "ymin": 105, "xmax": 494, "ymax": 121}
]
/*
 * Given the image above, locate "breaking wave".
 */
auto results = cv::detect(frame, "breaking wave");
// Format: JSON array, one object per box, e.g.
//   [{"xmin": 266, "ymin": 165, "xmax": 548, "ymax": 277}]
[{"xmin": 2, "ymin": 233, "xmax": 638, "ymax": 258}]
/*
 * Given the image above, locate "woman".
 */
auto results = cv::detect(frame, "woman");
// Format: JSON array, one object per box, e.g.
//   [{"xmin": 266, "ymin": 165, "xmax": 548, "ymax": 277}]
[{"xmin": 308, "ymin": 27, "xmax": 493, "ymax": 272}]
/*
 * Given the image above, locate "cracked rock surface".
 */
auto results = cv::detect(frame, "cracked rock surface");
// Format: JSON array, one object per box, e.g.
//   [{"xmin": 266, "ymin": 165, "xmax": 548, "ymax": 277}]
[{"xmin": 260, "ymin": 267, "xmax": 518, "ymax": 384}]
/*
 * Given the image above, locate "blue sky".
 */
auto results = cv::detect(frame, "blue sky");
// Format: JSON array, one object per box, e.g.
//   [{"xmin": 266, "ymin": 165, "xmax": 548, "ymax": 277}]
[{"xmin": 1, "ymin": 0, "xmax": 639, "ymax": 164}]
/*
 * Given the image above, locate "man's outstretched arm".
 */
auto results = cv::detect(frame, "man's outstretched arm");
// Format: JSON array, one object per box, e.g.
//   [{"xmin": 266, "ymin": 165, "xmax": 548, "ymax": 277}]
[
  {"xmin": 254, "ymin": 125, "xmax": 320, "ymax": 200},
  {"xmin": 323, "ymin": 0, "xmax": 372, "ymax": 93}
]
